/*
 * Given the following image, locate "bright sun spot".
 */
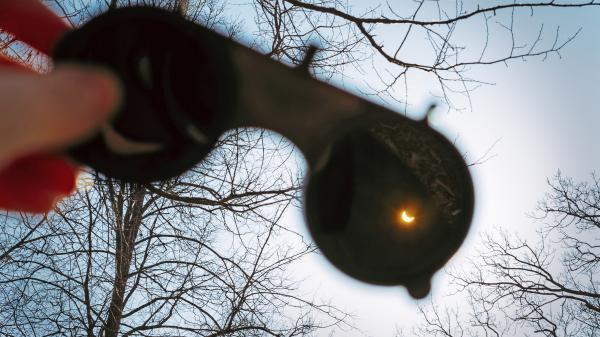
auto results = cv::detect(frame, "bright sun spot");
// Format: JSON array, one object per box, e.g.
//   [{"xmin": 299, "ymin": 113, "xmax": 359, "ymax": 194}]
[
  {"xmin": 401, "ymin": 210, "xmax": 415, "ymax": 223},
  {"xmin": 397, "ymin": 209, "xmax": 416, "ymax": 227}
]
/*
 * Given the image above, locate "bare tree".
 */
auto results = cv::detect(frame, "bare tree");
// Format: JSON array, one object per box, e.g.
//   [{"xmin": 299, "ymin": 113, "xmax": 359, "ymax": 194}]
[
  {"xmin": 3, "ymin": 0, "xmax": 598, "ymax": 108},
  {"xmin": 399, "ymin": 173, "xmax": 600, "ymax": 337},
  {"xmin": 0, "ymin": 1, "xmax": 355, "ymax": 336},
  {"xmin": 455, "ymin": 175, "xmax": 600, "ymax": 336},
  {"xmin": 2, "ymin": 1, "xmax": 600, "ymax": 336},
  {"xmin": 248, "ymin": 0, "xmax": 599, "ymax": 109},
  {"xmin": 0, "ymin": 129, "xmax": 350, "ymax": 336}
]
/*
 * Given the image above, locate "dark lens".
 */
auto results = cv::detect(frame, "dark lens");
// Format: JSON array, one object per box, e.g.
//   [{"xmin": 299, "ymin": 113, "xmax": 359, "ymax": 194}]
[
  {"xmin": 305, "ymin": 119, "xmax": 474, "ymax": 296},
  {"xmin": 53, "ymin": 7, "xmax": 236, "ymax": 183}
]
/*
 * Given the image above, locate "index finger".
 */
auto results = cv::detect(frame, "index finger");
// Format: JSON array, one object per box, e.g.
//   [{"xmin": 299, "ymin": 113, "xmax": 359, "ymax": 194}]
[{"xmin": 0, "ymin": 64, "xmax": 120, "ymax": 167}]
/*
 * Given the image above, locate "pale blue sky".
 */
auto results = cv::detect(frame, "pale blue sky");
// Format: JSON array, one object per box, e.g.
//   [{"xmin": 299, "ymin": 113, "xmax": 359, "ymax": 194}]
[
  {"xmin": 55, "ymin": 2, "xmax": 600, "ymax": 335},
  {"xmin": 268, "ymin": 4, "xmax": 600, "ymax": 337}
]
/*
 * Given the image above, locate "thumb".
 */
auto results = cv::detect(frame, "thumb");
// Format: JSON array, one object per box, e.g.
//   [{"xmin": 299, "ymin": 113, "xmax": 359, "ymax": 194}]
[{"xmin": 0, "ymin": 65, "xmax": 121, "ymax": 159}]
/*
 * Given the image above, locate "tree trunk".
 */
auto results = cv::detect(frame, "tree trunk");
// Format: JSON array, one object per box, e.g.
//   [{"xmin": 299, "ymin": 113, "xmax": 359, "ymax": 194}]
[{"xmin": 104, "ymin": 185, "xmax": 146, "ymax": 337}]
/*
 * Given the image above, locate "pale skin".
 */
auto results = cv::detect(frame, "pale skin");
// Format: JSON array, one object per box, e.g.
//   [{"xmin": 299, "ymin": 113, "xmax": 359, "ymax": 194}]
[{"xmin": 0, "ymin": 65, "xmax": 121, "ymax": 169}]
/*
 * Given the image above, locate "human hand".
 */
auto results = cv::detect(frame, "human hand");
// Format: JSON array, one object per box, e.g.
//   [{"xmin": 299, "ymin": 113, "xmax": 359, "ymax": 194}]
[{"xmin": 0, "ymin": 0, "xmax": 120, "ymax": 212}]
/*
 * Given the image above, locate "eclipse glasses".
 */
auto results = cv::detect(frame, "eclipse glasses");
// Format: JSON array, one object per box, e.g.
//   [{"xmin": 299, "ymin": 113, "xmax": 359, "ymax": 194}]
[{"xmin": 53, "ymin": 6, "xmax": 475, "ymax": 299}]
